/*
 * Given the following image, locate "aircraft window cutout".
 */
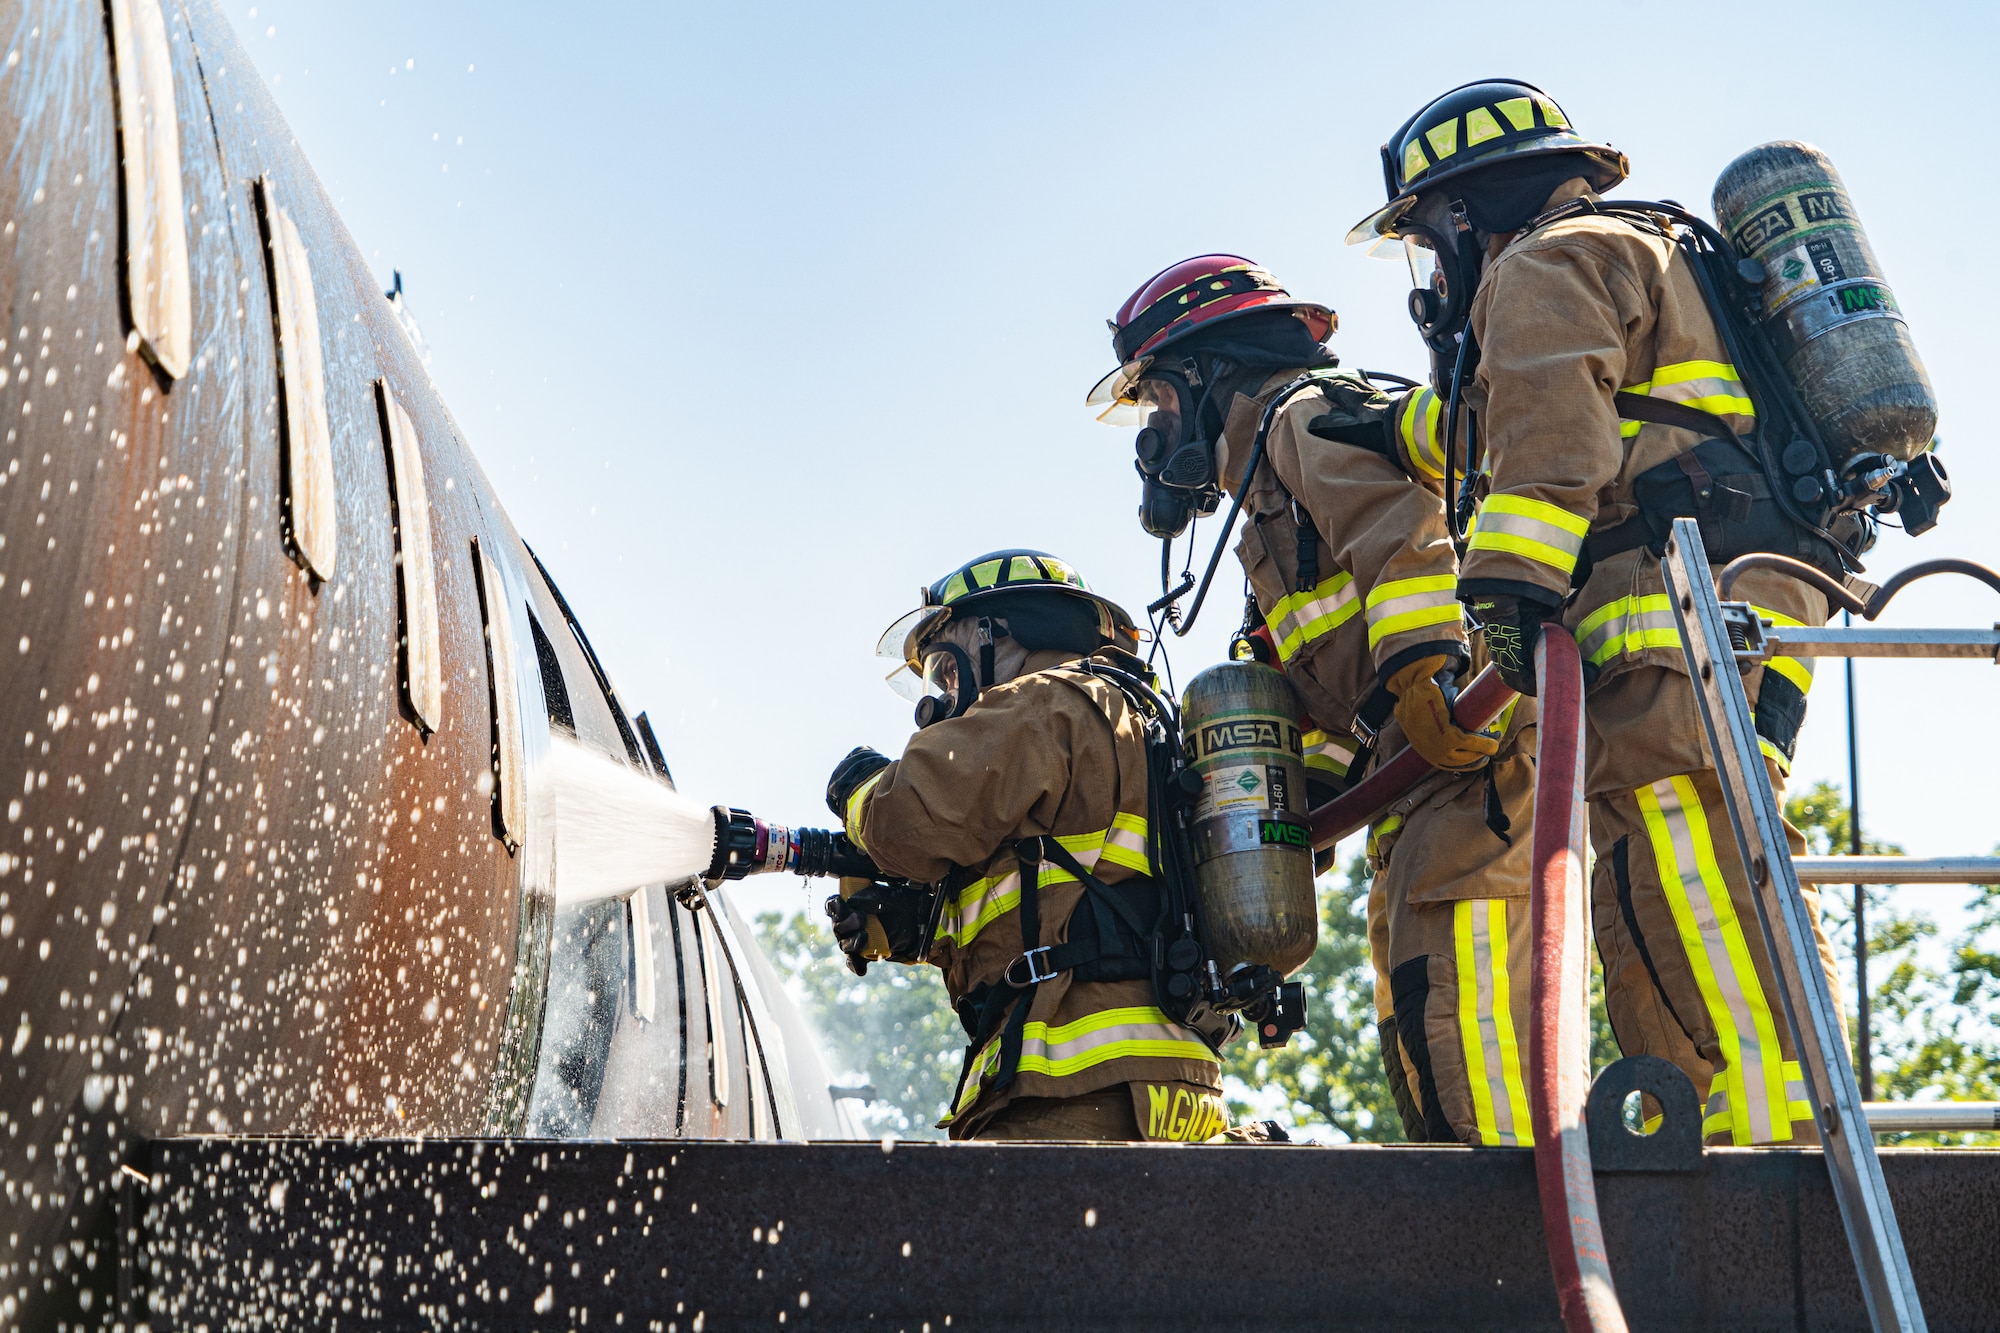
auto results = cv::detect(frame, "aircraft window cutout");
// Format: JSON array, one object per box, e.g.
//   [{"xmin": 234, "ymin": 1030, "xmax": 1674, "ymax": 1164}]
[
  {"xmin": 255, "ymin": 176, "xmax": 336, "ymax": 579},
  {"xmin": 472, "ymin": 537, "xmax": 524, "ymax": 852},
  {"xmin": 376, "ymin": 382, "xmax": 441, "ymax": 734},
  {"xmin": 106, "ymin": 0, "xmax": 191, "ymax": 380}
]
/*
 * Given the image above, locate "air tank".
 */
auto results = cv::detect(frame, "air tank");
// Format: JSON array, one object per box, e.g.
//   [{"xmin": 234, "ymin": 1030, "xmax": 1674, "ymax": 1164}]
[
  {"xmin": 1181, "ymin": 662, "xmax": 1317, "ymax": 977},
  {"xmin": 1713, "ymin": 141, "xmax": 1937, "ymax": 466}
]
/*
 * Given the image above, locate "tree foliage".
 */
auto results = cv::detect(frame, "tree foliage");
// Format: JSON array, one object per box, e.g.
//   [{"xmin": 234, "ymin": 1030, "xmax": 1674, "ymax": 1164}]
[
  {"xmin": 755, "ymin": 909, "xmax": 960, "ymax": 1139},
  {"xmin": 1784, "ymin": 780, "xmax": 2000, "ymax": 1146}
]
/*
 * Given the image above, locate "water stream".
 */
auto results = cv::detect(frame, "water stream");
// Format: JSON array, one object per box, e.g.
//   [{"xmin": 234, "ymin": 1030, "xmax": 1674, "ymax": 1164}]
[{"xmin": 546, "ymin": 735, "xmax": 719, "ymax": 905}]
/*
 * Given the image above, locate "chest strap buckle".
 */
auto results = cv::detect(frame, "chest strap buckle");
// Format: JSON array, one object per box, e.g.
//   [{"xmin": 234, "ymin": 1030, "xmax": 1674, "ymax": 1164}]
[{"xmin": 1005, "ymin": 946, "xmax": 1058, "ymax": 988}]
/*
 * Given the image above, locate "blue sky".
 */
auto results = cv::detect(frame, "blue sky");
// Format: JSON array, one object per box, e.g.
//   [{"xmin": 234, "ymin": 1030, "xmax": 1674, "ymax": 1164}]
[{"xmin": 235, "ymin": 0, "xmax": 1998, "ymax": 923}]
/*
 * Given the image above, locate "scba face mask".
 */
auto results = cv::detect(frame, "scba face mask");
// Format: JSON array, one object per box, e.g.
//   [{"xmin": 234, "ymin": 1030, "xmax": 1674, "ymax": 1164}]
[
  {"xmin": 1399, "ymin": 213, "xmax": 1482, "ymax": 361},
  {"xmin": 912, "ymin": 617, "xmax": 1002, "ymax": 729},
  {"xmin": 1132, "ymin": 373, "xmax": 1222, "ymax": 539}
]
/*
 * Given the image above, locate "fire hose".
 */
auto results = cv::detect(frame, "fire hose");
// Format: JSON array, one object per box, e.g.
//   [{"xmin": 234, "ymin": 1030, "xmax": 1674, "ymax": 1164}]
[{"xmin": 1529, "ymin": 624, "xmax": 1626, "ymax": 1333}]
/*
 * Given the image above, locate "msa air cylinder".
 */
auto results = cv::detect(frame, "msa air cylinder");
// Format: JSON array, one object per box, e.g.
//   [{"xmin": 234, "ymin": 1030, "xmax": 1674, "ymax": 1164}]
[
  {"xmin": 1181, "ymin": 662, "xmax": 1317, "ymax": 977},
  {"xmin": 1713, "ymin": 141, "xmax": 1937, "ymax": 466}
]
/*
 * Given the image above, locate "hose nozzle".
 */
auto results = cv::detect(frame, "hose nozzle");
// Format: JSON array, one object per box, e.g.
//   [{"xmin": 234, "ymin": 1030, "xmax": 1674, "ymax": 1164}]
[{"xmin": 705, "ymin": 808, "xmax": 882, "ymax": 881}]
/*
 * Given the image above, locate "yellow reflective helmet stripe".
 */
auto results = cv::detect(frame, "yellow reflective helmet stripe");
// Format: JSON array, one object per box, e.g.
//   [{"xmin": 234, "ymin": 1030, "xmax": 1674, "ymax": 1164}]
[
  {"xmin": 1464, "ymin": 105, "xmax": 1503, "ymax": 148},
  {"xmin": 843, "ymin": 768, "xmax": 888, "ymax": 850},
  {"xmin": 1365, "ymin": 573, "xmax": 1461, "ymax": 649},
  {"xmin": 1455, "ymin": 898, "xmax": 1533, "ymax": 1147},
  {"xmin": 1638, "ymin": 774, "xmax": 1794, "ymax": 1145},
  {"xmin": 1397, "ymin": 388, "xmax": 1447, "ymax": 481},
  {"xmin": 1496, "ymin": 97, "xmax": 1535, "ymax": 132},
  {"xmin": 1425, "ymin": 119, "xmax": 1458, "ymax": 161},
  {"xmin": 940, "ymin": 817, "xmax": 1154, "ymax": 949},
  {"xmin": 1263, "ymin": 572, "xmax": 1359, "ymax": 663},
  {"xmin": 1467, "ymin": 494, "xmax": 1590, "ymax": 576}
]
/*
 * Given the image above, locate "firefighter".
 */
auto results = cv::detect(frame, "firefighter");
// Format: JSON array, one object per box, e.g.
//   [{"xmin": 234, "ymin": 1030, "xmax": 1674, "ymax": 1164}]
[
  {"xmin": 1088, "ymin": 257, "xmax": 1539, "ymax": 1146},
  {"xmin": 1350, "ymin": 79, "xmax": 1842, "ymax": 1146},
  {"xmin": 823, "ymin": 551, "xmax": 1230, "ymax": 1142}
]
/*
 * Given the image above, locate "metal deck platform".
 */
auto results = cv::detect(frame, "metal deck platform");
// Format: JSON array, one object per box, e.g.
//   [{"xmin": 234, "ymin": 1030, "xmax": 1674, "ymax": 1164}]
[{"xmin": 126, "ymin": 1137, "xmax": 2000, "ymax": 1331}]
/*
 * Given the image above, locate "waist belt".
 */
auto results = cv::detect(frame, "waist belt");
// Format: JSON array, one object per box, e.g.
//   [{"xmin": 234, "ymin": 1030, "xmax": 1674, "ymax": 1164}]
[
  {"xmin": 949, "ymin": 843, "xmax": 1162, "ymax": 1114},
  {"xmin": 1581, "ymin": 392, "xmax": 1842, "ymax": 581}
]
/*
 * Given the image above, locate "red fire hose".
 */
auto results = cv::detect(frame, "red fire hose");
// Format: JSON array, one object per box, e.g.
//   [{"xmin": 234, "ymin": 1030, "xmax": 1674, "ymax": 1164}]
[
  {"xmin": 1529, "ymin": 625, "xmax": 1627, "ymax": 1332},
  {"xmin": 1306, "ymin": 665, "xmax": 1516, "ymax": 851}
]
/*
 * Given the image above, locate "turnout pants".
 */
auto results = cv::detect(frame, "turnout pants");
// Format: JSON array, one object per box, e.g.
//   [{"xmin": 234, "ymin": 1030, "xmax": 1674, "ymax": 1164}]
[
  {"xmin": 1369, "ymin": 742, "xmax": 1539, "ymax": 1147},
  {"xmin": 1589, "ymin": 764, "xmax": 1843, "ymax": 1146}
]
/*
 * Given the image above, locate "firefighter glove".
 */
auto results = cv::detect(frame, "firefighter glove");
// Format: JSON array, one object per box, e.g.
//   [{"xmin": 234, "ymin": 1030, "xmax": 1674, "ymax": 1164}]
[
  {"xmin": 825, "ymin": 746, "xmax": 892, "ymax": 821},
  {"xmin": 1305, "ymin": 379, "xmax": 1397, "ymax": 454},
  {"xmin": 1468, "ymin": 591, "xmax": 1562, "ymax": 697},
  {"xmin": 825, "ymin": 878, "xmax": 930, "ymax": 976},
  {"xmin": 1385, "ymin": 653, "xmax": 1497, "ymax": 772}
]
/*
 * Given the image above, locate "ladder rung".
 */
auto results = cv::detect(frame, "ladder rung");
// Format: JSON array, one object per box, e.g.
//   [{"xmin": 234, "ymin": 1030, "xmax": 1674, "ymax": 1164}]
[
  {"xmin": 1864, "ymin": 1102, "xmax": 2000, "ymax": 1133},
  {"xmin": 1792, "ymin": 856, "xmax": 2000, "ymax": 884},
  {"xmin": 1759, "ymin": 625, "xmax": 2000, "ymax": 660}
]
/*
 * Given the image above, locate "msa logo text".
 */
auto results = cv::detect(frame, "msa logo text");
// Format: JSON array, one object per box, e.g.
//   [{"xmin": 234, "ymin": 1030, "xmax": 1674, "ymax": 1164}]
[{"xmin": 1194, "ymin": 720, "xmax": 1303, "ymax": 757}]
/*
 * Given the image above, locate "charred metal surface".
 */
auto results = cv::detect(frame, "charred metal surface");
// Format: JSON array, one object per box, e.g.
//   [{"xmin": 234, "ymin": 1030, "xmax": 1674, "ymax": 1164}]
[
  {"xmin": 0, "ymin": 0, "xmax": 849, "ymax": 1322},
  {"xmin": 134, "ymin": 1138, "xmax": 2000, "ymax": 1331}
]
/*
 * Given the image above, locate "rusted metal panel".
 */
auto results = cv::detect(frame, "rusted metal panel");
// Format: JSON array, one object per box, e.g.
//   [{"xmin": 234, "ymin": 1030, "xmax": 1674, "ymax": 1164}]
[{"xmin": 131, "ymin": 1138, "xmax": 2000, "ymax": 1332}]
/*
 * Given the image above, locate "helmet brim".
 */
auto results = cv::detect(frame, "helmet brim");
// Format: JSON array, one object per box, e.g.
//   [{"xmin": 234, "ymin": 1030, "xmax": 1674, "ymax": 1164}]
[
  {"xmin": 1346, "ymin": 140, "xmax": 1629, "ymax": 243},
  {"xmin": 1086, "ymin": 303, "xmax": 1335, "ymax": 417}
]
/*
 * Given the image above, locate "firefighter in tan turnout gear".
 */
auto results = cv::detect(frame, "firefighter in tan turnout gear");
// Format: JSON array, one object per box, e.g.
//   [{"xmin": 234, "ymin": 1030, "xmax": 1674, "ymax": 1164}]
[
  {"xmin": 1352, "ymin": 79, "xmax": 1844, "ymax": 1146},
  {"xmin": 1089, "ymin": 257, "xmax": 1539, "ymax": 1146},
  {"xmin": 823, "ymin": 552, "xmax": 1229, "ymax": 1142}
]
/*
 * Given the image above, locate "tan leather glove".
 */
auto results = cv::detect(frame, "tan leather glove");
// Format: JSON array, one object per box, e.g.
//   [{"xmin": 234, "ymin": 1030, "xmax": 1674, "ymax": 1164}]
[{"xmin": 1387, "ymin": 654, "xmax": 1498, "ymax": 773}]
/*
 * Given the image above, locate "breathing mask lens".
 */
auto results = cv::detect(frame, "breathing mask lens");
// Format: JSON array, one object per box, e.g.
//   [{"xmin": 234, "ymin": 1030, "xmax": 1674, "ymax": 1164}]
[
  {"xmin": 913, "ymin": 642, "xmax": 976, "ymax": 728},
  {"xmin": 1132, "ymin": 373, "xmax": 1219, "ymax": 538}
]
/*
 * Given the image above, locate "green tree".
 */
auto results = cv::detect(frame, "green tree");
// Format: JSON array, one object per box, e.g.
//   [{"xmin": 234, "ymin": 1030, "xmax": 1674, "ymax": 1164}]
[
  {"xmin": 755, "ymin": 910, "xmax": 962, "ymax": 1139},
  {"xmin": 1784, "ymin": 780, "xmax": 1999, "ymax": 1146},
  {"xmin": 1221, "ymin": 853, "xmax": 1404, "ymax": 1141}
]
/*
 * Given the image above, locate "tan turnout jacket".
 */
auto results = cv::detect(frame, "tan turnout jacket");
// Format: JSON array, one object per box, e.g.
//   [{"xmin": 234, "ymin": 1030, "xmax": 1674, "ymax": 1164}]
[
  {"xmin": 1216, "ymin": 369, "xmax": 1536, "ymax": 847},
  {"xmin": 844, "ymin": 647, "xmax": 1222, "ymax": 1138},
  {"xmin": 1462, "ymin": 180, "xmax": 1826, "ymax": 795}
]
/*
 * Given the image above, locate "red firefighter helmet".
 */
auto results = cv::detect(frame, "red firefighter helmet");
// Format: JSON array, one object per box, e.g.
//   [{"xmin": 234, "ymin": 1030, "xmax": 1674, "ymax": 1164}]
[{"xmin": 1086, "ymin": 255, "xmax": 1334, "ymax": 422}]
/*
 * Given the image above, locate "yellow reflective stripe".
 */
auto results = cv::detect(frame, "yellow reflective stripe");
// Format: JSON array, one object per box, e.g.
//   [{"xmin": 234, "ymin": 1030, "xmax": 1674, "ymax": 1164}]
[
  {"xmin": 1016, "ymin": 1005, "xmax": 1219, "ymax": 1079},
  {"xmin": 1455, "ymin": 899, "xmax": 1533, "ymax": 1147},
  {"xmin": 1467, "ymin": 495, "xmax": 1588, "ymax": 575},
  {"xmin": 843, "ymin": 769, "xmax": 887, "ymax": 850},
  {"xmin": 1398, "ymin": 388, "xmax": 1446, "ymax": 481},
  {"xmin": 1638, "ymin": 775, "xmax": 1793, "ymax": 1146},
  {"xmin": 1783, "ymin": 1060, "xmax": 1814, "ymax": 1123},
  {"xmin": 1263, "ymin": 573, "xmax": 1358, "ymax": 663},
  {"xmin": 941, "ymin": 819, "xmax": 1154, "ymax": 948},
  {"xmin": 1576, "ymin": 594, "xmax": 1679, "ymax": 668},
  {"xmin": 1302, "ymin": 728, "xmax": 1358, "ymax": 778},
  {"xmin": 1101, "ymin": 811, "xmax": 1151, "ymax": 875},
  {"xmin": 1366, "ymin": 813, "xmax": 1403, "ymax": 860},
  {"xmin": 1618, "ymin": 360, "xmax": 1758, "ymax": 438},
  {"xmin": 1756, "ymin": 736, "xmax": 1792, "ymax": 777},
  {"xmin": 1762, "ymin": 655, "xmax": 1814, "ymax": 694},
  {"xmin": 1747, "ymin": 605, "xmax": 1815, "ymax": 695},
  {"xmin": 952, "ymin": 1035, "xmax": 1008, "ymax": 1115},
  {"xmin": 1364, "ymin": 574, "xmax": 1460, "ymax": 649}
]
